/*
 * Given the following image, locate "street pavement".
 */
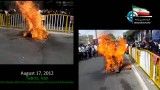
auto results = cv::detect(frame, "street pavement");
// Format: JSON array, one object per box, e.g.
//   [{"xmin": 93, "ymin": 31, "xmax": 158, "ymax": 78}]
[
  {"xmin": 0, "ymin": 28, "xmax": 73, "ymax": 64},
  {"xmin": 79, "ymin": 55, "xmax": 143, "ymax": 90}
]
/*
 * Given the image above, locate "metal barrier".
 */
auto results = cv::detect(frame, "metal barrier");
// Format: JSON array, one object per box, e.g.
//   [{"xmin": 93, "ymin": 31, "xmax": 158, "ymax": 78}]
[
  {"xmin": 0, "ymin": 13, "xmax": 74, "ymax": 33},
  {"xmin": 129, "ymin": 46, "xmax": 160, "ymax": 88}
]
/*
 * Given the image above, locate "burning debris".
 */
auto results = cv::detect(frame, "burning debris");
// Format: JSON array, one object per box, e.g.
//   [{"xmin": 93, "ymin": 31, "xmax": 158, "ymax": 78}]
[
  {"xmin": 97, "ymin": 34, "xmax": 127, "ymax": 73},
  {"xmin": 16, "ymin": 1, "xmax": 48, "ymax": 40}
]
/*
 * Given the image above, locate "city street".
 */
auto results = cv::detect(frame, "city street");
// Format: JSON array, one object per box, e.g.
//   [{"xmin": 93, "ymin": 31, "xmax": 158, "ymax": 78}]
[
  {"xmin": 79, "ymin": 54, "xmax": 157, "ymax": 90},
  {"xmin": 0, "ymin": 28, "xmax": 73, "ymax": 64},
  {"xmin": 79, "ymin": 30, "xmax": 160, "ymax": 90}
]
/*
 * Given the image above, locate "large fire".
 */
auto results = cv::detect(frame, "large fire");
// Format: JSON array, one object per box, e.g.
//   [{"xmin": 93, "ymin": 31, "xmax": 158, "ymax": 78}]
[
  {"xmin": 16, "ymin": 1, "xmax": 48, "ymax": 40},
  {"xmin": 97, "ymin": 34, "xmax": 127, "ymax": 73}
]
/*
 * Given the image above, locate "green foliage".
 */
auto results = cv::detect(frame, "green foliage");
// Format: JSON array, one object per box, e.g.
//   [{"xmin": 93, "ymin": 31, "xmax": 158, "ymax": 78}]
[
  {"xmin": 123, "ymin": 30, "xmax": 140, "ymax": 41},
  {"xmin": 108, "ymin": 33, "xmax": 116, "ymax": 40}
]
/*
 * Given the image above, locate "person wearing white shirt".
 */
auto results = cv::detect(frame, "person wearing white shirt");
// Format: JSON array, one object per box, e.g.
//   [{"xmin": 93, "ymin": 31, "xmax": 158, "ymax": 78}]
[
  {"xmin": 78, "ymin": 46, "xmax": 83, "ymax": 60},
  {"xmin": 94, "ymin": 45, "xmax": 98, "ymax": 56}
]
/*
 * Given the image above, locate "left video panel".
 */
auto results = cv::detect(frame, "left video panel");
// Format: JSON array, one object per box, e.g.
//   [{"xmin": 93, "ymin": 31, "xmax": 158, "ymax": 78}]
[
  {"xmin": 0, "ymin": 1, "xmax": 74, "ymax": 88},
  {"xmin": 0, "ymin": 1, "xmax": 73, "ymax": 64}
]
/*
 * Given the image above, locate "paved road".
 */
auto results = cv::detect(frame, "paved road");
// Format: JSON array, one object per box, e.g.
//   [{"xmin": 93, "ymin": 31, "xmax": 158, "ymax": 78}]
[
  {"xmin": 0, "ymin": 28, "xmax": 73, "ymax": 64},
  {"xmin": 79, "ymin": 55, "xmax": 142, "ymax": 90}
]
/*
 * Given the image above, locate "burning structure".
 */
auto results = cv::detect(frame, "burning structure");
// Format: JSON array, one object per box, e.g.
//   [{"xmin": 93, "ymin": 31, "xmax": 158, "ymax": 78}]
[
  {"xmin": 97, "ymin": 34, "xmax": 127, "ymax": 73},
  {"xmin": 16, "ymin": 1, "xmax": 48, "ymax": 40}
]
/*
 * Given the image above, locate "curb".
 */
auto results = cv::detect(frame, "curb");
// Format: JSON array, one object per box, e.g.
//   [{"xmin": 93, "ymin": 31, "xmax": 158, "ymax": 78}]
[
  {"xmin": 131, "ymin": 64, "xmax": 148, "ymax": 90},
  {"xmin": 126, "ymin": 54, "xmax": 149, "ymax": 90}
]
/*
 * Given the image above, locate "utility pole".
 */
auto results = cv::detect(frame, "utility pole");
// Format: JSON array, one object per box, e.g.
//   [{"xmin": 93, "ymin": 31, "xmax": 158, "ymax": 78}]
[
  {"xmin": 95, "ymin": 30, "xmax": 97, "ymax": 39},
  {"xmin": 95, "ymin": 30, "xmax": 98, "ymax": 45}
]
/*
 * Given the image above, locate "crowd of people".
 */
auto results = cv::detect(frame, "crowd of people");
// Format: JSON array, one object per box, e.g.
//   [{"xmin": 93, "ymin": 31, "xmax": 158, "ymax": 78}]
[
  {"xmin": 129, "ymin": 37, "xmax": 160, "ymax": 55},
  {"xmin": 78, "ymin": 44, "xmax": 98, "ymax": 61}
]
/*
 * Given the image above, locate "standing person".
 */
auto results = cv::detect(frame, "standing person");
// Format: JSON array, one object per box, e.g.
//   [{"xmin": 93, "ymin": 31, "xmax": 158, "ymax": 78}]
[
  {"xmin": 148, "ymin": 40, "xmax": 156, "ymax": 52},
  {"xmin": 91, "ymin": 45, "xmax": 95, "ymax": 57},
  {"xmin": 78, "ymin": 45, "xmax": 82, "ymax": 60},
  {"xmin": 154, "ymin": 42, "xmax": 159, "ymax": 54},
  {"xmin": 4, "ymin": 10, "xmax": 8, "ymax": 15},
  {"xmin": 141, "ymin": 37, "xmax": 149, "ymax": 49},
  {"xmin": 94, "ymin": 44, "xmax": 98, "ymax": 57},
  {"xmin": 81, "ymin": 45, "xmax": 86, "ymax": 60},
  {"xmin": 70, "ymin": 16, "xmax": 74, "ymax": 26},
  {"xmin": 83, "ymin": 45, "xmax": 87, "ymax": 60},
  {"xmin": 140, "ymin": 41, "xmax": 145, "ymax": 49},
  {"xmin": 4, "ymin": 10, "xmax": 8, "ymax": 25},
  {"xmin": 149, "ymin": 40, "xmax": 159, "ymax": 54},
  {"xmin": 88, "ymin": 44, "xmax": 92, "ymax": 58},
  {"xmin": 79, "ymin": 44, "xmax": 84, "ymax": 60},
  {"xmin": 85, "ymin": 45, "xmax": 89, "ymax": 59}
]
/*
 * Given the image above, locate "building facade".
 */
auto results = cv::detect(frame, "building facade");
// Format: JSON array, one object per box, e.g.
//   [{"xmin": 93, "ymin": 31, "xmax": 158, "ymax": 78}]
[{"xmin": 79, "ymin": 35, "xmax": 94, "ymax": 45}]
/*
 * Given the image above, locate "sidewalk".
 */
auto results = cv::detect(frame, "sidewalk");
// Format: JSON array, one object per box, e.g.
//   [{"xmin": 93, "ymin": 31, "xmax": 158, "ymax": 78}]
[{"xmin": 126, "ymin": 54, "xmax": 159, "ymax": 90}]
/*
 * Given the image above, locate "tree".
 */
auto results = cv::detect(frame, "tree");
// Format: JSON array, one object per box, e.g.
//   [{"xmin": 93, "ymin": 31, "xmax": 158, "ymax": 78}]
[
  {"xmin": 123, "ymin": 30, "xmax": 139, "ymax": 42},
  {"xmin": 108, "ymin": 33, "xmax": 116, "ymax": 40}
]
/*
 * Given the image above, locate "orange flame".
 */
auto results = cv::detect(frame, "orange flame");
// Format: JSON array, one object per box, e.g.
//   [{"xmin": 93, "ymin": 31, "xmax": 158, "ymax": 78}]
[
  {"xmin": 97, "ymin": 34, "xmax": 127, "ymax": 73},
  {"xmin": 16, "ymin": 1, "xmax": 48, "ymax": 40}
]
